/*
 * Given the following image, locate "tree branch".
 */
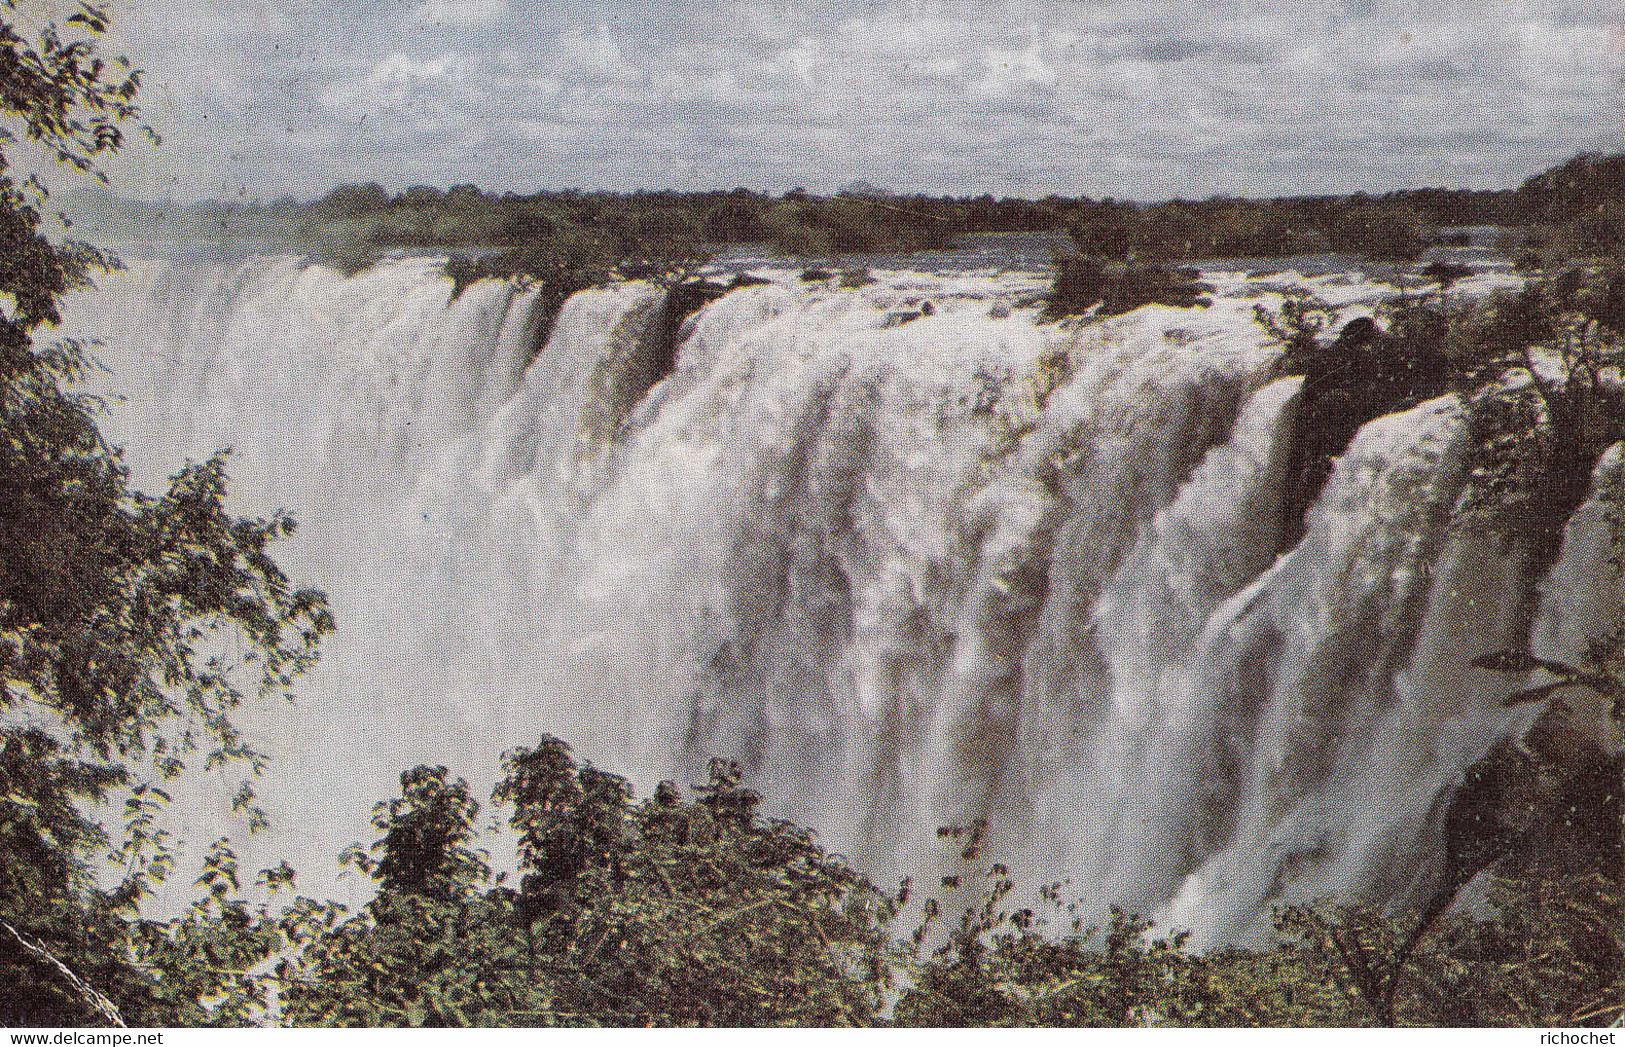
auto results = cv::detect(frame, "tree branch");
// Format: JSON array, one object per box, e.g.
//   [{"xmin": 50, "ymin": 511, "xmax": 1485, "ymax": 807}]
[{"xmin": 1, "ymin": 918, "xmax": 126, "ymax": 1027}]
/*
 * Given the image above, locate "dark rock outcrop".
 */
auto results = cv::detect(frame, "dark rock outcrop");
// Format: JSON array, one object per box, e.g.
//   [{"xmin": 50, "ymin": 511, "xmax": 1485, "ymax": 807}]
[{"xmin": 1277, "ymin": 317, "xmax": 1452, "ymax": 551}]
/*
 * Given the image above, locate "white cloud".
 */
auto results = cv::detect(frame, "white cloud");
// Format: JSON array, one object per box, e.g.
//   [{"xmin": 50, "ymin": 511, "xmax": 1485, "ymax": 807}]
[
  {"xmin": 554, "ymin": 26, "xmax": 646, "ymax": 84},
  {"xmin": 407, "ymin": 0, "xmax": 510, "ymax": 29},
  {"xmin": 774, "ymin": 39, "xmax": 821, "ymax": 87},
  {"xmin": 77, "ymin": 0, "xmax": 1625, "ymax": 200},
  {"xmin": 973, "ymin": 41, "xmax": 1060, "ymax": 96}
]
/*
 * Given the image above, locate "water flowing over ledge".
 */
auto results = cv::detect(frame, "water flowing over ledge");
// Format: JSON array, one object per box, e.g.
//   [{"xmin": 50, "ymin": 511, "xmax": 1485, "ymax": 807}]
[{"xmin": 64, "ymin": 255, "xmax": 1620, "ymax": 942}]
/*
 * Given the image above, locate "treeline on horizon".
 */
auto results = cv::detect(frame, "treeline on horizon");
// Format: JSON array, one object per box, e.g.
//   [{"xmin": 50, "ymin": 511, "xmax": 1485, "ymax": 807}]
[{"xmin": 69, "ymin": 151, "xmax": 1625, "ymax": 273}]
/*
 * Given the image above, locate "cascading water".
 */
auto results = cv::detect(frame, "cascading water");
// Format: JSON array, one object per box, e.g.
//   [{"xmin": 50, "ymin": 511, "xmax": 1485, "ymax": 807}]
[{"xmin": 64, "ymin": 254, "xmax": 1621, "ymax": 941}]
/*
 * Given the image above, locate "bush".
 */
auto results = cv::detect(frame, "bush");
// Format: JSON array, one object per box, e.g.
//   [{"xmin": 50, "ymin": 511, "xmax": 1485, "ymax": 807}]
[
  {"xmin": 1042, "ymin": 256, "xmax": 1212, "ymax": 321},
  {"xmin": 278, "ymin": 743, "xmax": 893, "ymax": 1026},
  {"xmin": 1449, "ymin": 265, "xmax": 1625, "ymax": 566},
  {"xmin": 1325, "ymin": 205, "xmax": 1433, "ymax": 262}
]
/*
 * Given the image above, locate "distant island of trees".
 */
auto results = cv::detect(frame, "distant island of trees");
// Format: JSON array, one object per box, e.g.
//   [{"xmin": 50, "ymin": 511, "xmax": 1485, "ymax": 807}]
[{"xmin": 61, "ymin": 150, "xmax": 1623, "ymax": 346}]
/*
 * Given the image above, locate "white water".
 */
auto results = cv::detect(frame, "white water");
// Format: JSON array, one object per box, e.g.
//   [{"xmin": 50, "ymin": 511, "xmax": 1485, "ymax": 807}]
[{"xmin": 64, "ymin": 256, "xmax": 1618, "ymax": 941}]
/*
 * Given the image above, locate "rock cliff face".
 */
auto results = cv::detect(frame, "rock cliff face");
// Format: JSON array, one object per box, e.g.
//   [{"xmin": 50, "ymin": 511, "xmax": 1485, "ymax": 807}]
[{"xmin": 1277, "ymin": 316, "xmax": 1453, "ymax": 552}]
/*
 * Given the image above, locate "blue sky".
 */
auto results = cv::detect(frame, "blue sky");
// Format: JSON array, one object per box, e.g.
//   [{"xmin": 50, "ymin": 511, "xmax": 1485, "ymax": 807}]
[{"xmin": 83, "ymin": 0, "xmax": 1625, "ymax": 200}]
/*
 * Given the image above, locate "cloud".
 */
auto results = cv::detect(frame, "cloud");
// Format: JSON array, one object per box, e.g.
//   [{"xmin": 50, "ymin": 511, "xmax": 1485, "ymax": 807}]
[
  {"xmin": 407, "ymin": 0, "xmax": 510, "ymax": 29},
  {"xmin": 81, "ymin": 0, "xmax": 1625, "ymax": 201},
  {"xmin": 554, "ymin": 26, "xmax": 645, "ymax": 84},
  {"xmin": 1132, "ymin": 36, "xmax": 1279, "ymax": 65},
  {"xmin": 973, "ymin": 40, "xmax": 1061, "ymax": 96}
]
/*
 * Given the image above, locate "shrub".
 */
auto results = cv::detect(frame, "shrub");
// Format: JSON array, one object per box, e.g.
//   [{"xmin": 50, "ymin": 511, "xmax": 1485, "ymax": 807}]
[
  {"xmin": 1325, "ymin": 205, "xmax": 1433, "ymax": 262},
  {"xmin": 278, "ymin": 743, "xmax": 893, "ymax": 1026},
  {"xmin": 1042, "ymin": 256, "xmax": 1212, "ymax": 321}
]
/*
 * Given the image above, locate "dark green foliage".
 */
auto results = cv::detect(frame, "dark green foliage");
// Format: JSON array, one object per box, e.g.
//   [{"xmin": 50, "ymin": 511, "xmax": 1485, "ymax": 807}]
[
  {"xmin": 758, "ymin": 194, "xmax": 956, "ymax": 256},
  {"xmin": 1517, "ymin": 154, "xmax": 1625, "ymax": 224},
  {"xmin": 889, "ymin": 784, "xmax": 1620, "ymax": 1028},
  {"xmin": 315, "ymin": 184, "xmax": 391, "ymax": 214},
  {"xmin": 0, "ymin": 732, "xmax": 146, "ymax": 1025},
  {"xmin": 368, "ymin": 767, "xmax": 490, "ymax": 902},
  {"xmin": 893, "ymin": 888, "xmax": 1218, "ymax": 1026},
  {"xmin": 1450, "ymin": 266, "xmax": 1625, "ymax": 567},
  {"xmin": 1042, "ymin": 256, "xmax": 1212, "ymax": 321},
  {"xmin": 1063, "ymin": 198, "xmax": 1306, "ymax": 261},
  {"xmin": 84, "ymin": 722, "xmax": 1616, "ymax": 1028},
  {"xmin": 1273, "ymin": 859, "xmax": 1621, "ymax": 1027},
  {"xmin": 1421, "ymin": 260, "xmax": 1474, "ymax": 289},
  {"xmin": 493, "ymin": 735, "xmax": 628, "ymax": 898},
  {"xmin": 125, "ymin": 840, "xmax": 307, "ymax": 1026},
  {"xmin": 1501, "ymin": 154, "xmax": 1625, "ymax": 267},
  {"xmin": 1257, "ymin": 265, "xmax": 1625, "ymax": 557},
  {"xmin": 69, "ymin": 152, "xmax": 1625, "ymax": 283},
  {"xmin": 1259, "ymin": 298, "xmax": 1454, "ymax": 547},
  {"xmin": 1060, "ymin": 195, "xmax": 1441, "ymax": 264},
  {"xmin": 54, "ymin": 151, "xmax": 1625, "ymax": 289},
  {"xmin": 1324, "ymin": 204, "xmax": 1433, "ymax": 261},
  {"xmin": 1424, "ymin": 871, "xmax": 1621, "ymax": 1026},
  {"xmin": 1515, "ymin": 152, "xmax": 1625, "ymax": 259},
  {"xmin": 891, "ymin": 834, "xmax": 1350, "ymax": 1026},
  {"xmin": 279, "ymin": 741, "xmax": 892, "ymax": 1026}
]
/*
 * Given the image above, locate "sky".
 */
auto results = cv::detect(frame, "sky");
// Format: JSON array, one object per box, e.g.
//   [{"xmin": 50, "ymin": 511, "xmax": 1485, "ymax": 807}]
[{"xmin": 57, "ymin": 0, "xmax": 1625, "ymax": 200}]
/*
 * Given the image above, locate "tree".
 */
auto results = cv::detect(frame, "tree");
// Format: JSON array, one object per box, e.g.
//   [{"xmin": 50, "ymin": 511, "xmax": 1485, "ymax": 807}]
[
  {"xmin": 1449, "ymin": 265, "xmax": 1625, "ymax": 573},
  {"xmin": 0, "ymin": 1, "xmax": 332, "ymax": 1025},
  {"xmin": 1042, "ymin": 255, "xmax": 1212, "ymax": 321},
  {"xmin": 367, "ymin": 767, "xmax": 490, "ymax": 902},
  {"xmin": 316, "ymin": 182, "xmax": 389, "ymax": 213},
  {"xmin": 1325, "ymin": 204, "xmax": 1432, "ymax": 262},
  {"xmin": 282, "ymin": 739, "xmax": 893, "ymax": 1026}
]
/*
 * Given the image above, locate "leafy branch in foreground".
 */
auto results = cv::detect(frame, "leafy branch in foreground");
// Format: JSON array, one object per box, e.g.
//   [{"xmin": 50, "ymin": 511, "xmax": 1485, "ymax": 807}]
[
  {"xmin": 279, "ymin": 740, "xmax": 892, "ymax": 1026},
  {"xmin": 0, "ymin": 1, "xmax": 332, "ymax": 1025}
]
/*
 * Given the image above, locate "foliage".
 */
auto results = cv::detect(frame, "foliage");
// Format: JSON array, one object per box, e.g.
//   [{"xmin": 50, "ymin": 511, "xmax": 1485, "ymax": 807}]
[
  {"xmin": 1505, "ymin": 153, "xmax": 1625, "ymax": 266},
  {"xmin": 0, "ymin": 2, "xmax": 330, "ymax": 1026},
  {"xmin": 126, "ymin": 840, "xmax": 311, "ymax": 1026},
  {"xmin": 1253, "ymin": 289, "xmax": 1344, "ymax": 363},
  {"xmin": 893, "ymin": 890, "xmax": 1221, "ymax": 1026},
  {"xmin": 1421, "ymin": 260, "xmax": 1474, "ymax": 290},
  {"xmin": 67, "ymin": 152, "xmax": 1625, "ymax": 281},
  {"xmin": 82, "ymin": 724, "xmax": 1617, "ymax": 1029},
  {"xmin": 1421, "ymin": 871, "xmax": 1622, "ymax": 1026},
  {"xmin": 1271, "ymin": 861, "xmax": 1622, "ymax": 1027},
  {"xmin": 1064, "ymin": 197, "xmax": 1307, "ymax": 261},
  {"xmin": 1042, "ymin": 255, "xmax": 1212, "ymax": 321},
  {"xmin": 886, "ymin": 802, "xmax": 1620, "ymax": 1028},
  {"xmin": 1450, "ymin": 265, "xmax": 1625, "ymax": 565},
  {"xmin": 1324, "ymin": 204, "xmax": 1433, "ymax": 262},
  {"xmin": 279, "ymin": 741, "xmax": 892, "ymax": 1026},
  {"xmin": 365, "ymin": 767, "xmax": 490, "ymax": 902},
  {"xmin": 1256, "ymin": 263, "xmax": 1625, "ymax": 558}
]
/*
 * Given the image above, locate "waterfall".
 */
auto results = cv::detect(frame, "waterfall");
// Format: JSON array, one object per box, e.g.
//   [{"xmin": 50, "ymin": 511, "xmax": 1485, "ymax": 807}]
[{"xmin": 64, "ymin": 255, "xmax": 1617, "ymax": 940}]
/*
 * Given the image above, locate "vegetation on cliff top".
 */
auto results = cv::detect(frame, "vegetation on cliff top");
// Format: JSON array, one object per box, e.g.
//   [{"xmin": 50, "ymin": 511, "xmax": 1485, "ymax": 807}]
[{"xmin": 67, "ymin": 150, "xmax": 1624, "ymax": 278}]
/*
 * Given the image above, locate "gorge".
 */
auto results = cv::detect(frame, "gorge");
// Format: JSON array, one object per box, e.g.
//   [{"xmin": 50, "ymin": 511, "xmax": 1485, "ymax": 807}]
[{"xmin": 66, "ymin": 253, "xmax": 1622, "ymax": 947}]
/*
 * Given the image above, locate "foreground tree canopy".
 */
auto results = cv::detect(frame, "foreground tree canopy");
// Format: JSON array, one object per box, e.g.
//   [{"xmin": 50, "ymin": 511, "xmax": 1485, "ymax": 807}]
[
  {"xmin": 138, "ymin": 733, "xmax": 1617, "ymax": 1027},
  {"xmin": 0, "ymin": 0, "xmax": 331, "ymax": 1024}
]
